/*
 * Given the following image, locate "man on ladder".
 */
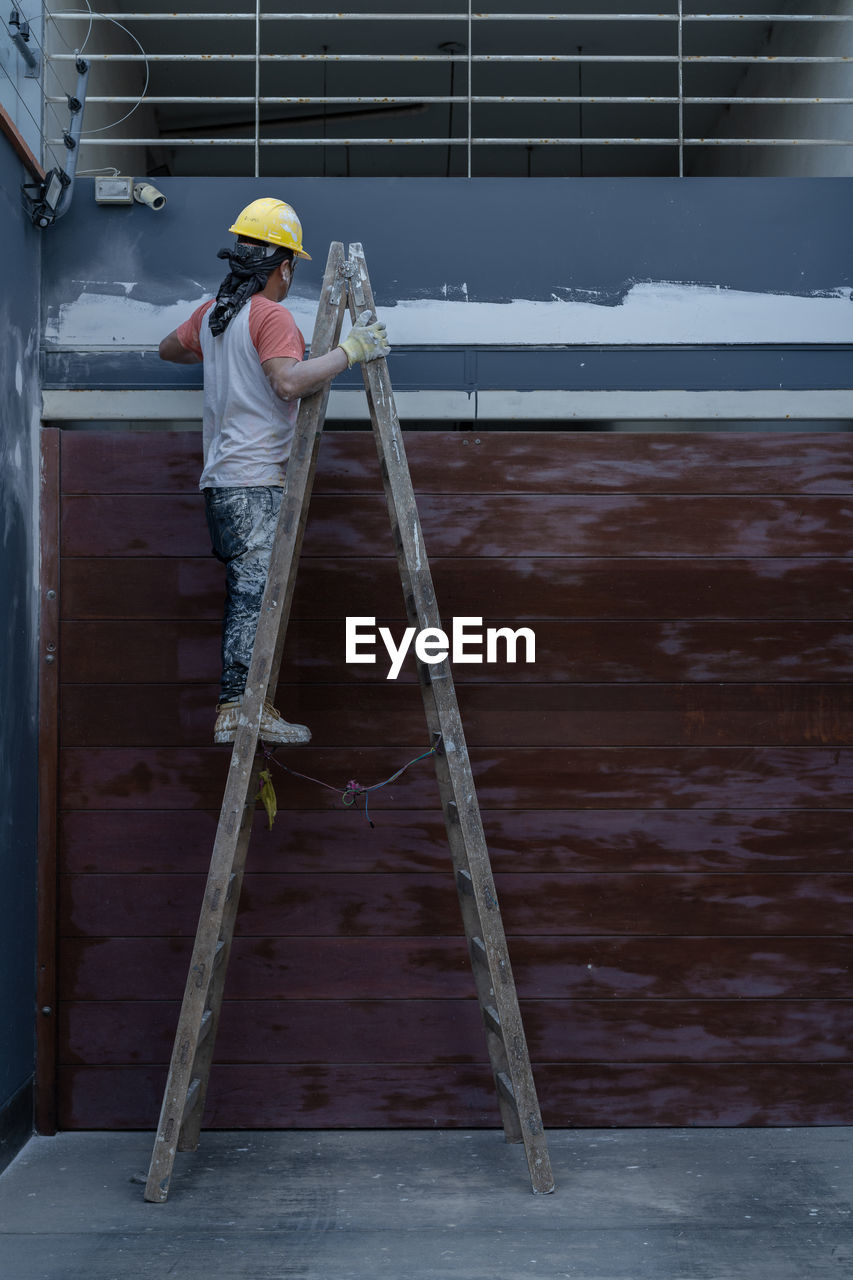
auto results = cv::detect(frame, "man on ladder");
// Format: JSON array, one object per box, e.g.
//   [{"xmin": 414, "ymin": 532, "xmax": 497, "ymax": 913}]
[{"xmin": 158, "ymin": 196, "xmax": 390, "ymax": 745}]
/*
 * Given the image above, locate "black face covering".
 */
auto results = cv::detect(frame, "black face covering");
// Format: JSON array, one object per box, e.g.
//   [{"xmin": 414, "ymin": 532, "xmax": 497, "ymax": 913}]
[{"xmin": 208, "ymin": 242, "xmax": 291, "ymax": 336}]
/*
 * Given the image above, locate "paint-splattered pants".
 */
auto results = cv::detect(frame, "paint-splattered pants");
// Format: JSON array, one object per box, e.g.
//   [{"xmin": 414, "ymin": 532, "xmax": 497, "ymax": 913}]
[{"xmin": 203, "ymin": 485, "xmax": 284, "ymax": 703}]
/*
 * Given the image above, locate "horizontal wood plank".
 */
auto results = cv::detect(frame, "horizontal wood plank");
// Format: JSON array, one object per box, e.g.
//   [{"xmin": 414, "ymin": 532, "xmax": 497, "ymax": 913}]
[
  {"xmin": 56, "ymin": 1062, "xmax": 853, "ymax": 1129},
  {"xmin": 59, "ymin": 746, "xmax": 853, "ymax": 811},
  {"xmin": 60, "ymin": 557, "xmax": 853, "ymax": 622},
  {"xmin": 58, "ymin": 997, "xmax": 853, "ymax": 1066},
  {"xmin": 59, "ymin": 934, "xmax": 853, "ymax": 1001},
  {"xmin": 58, "ymin": 807, "xmax": 853, "ymax": 875},
  {"xmin": 60, "ymin": 682, "xmax": 853, "ymax": 748},
  {"xmin": 61, "ymin": 493, "xmax": 853, "ymax": 559},
  {"xmin": 60, "ymin": 619, "xmax": 853, "ymax": 685},
  {"xmin": 60, "ymin": 432, "xmax": 853, "ymax": 497},
  {"xmin": 59, "ymin": 872, "xmax": 853, "ymax": 938}
]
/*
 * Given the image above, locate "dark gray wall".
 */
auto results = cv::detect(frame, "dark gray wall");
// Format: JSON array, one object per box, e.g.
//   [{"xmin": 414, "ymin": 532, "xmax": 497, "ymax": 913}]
[
  {"xmin": 0, "ymin": 138, "xmax": 39, "ymax": 1167},
  {"xmin": 43, "ymin": 176, "xmax": 853, "ymax": 304},
  {"xmin": 41, "ymin": 177, "xmax": 853, "ymax": 395}
]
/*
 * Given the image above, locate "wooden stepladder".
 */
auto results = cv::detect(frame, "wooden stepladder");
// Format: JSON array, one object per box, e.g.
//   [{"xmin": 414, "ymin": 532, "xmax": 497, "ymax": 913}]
[{"xmin": 144, "ymin": 243, "xmax": 554, "ymax": 1203}]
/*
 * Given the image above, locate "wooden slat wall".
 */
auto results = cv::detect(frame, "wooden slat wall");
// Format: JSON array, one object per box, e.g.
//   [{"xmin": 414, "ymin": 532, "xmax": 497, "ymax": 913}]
[{"xmin": 55, "ymin": 431, "xmax": 853, "ymax": 1129}]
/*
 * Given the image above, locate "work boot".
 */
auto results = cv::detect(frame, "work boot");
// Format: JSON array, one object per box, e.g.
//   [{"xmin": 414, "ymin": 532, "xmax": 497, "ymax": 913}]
[{"xmin": 214, "ymin": 698, "xmax": 311, "ymax": 745}]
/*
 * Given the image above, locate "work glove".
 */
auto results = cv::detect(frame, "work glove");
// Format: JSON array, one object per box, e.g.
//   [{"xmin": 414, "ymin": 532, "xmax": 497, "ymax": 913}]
[{"xmin": 339, "ymin": 311, "xmax": 391, "ymax": 368}]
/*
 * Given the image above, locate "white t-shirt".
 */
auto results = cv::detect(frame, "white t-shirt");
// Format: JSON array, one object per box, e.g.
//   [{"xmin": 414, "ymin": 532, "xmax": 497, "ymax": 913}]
[{"xmin": 177, "ymin": 294, "xmax": 306, "ymax": 490}]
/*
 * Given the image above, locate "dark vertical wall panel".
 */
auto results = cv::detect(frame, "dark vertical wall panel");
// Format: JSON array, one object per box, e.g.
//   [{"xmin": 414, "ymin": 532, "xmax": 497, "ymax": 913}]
[
  {"xmin": 0, "ymin": 139, "xmax": 39, "ymax": 1162},
  {"xmin": 56, "ymin": 431, "xmax": 853, "ymax": 1129}
]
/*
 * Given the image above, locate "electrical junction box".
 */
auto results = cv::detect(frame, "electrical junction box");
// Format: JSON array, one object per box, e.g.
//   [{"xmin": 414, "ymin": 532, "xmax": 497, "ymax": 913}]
[{"xmin": 94, "ymin": 176, "xmax": 134, "ymax": 205}]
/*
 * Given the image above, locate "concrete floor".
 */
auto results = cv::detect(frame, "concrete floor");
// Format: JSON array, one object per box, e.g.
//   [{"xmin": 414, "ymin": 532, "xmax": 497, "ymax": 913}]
[{"xmin": 1, "ymin": 1129, "xmax": 852, "ymax": 1279}]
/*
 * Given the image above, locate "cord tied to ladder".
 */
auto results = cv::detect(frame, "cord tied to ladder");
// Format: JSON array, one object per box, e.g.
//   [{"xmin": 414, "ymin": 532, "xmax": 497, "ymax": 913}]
[{"xmin": 260, "ymin": 733, "xmax": 442, "ymax": 828}]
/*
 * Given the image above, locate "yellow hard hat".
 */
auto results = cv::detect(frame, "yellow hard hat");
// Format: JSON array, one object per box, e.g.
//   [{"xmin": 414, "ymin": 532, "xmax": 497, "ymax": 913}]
[{"xmin": 228, "ymin": 197, "xmax": 312, "ymax": 260}]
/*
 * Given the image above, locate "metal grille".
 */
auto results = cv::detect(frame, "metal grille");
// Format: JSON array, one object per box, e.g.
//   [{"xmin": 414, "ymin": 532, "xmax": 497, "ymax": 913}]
[{"xmin": 43, "ymin": 5, "xmax": 853, "ymax": 177}]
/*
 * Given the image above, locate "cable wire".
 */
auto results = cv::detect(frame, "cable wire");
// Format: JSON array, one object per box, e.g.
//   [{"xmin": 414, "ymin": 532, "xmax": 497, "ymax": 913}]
[
  {"xmin": 262, "ymin": 739, "xmax": 441, "ymax": 828},
  {"xmin": 0, "ymin": 58, "xmax": 64, "ymax": 170},
  {"xmin": 43, "ymin": 0, "xmax": 91, "ymax": 55},
  {"xmin": 43, "ymin": 8, "xmax": 150, "ymax": 134},
  {"xmin": 10, "ymin": 4, "xmax": 94, "ymax": 154},
  {"xmin": 3, "ymin": 7, "xmax": 68, "ymax": 147},
  {"xmin": 75, "ymin": 0, "xmax": 92, "ymax": 55}
]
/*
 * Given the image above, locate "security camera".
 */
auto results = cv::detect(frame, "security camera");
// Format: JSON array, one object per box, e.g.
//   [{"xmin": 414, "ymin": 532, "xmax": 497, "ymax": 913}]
[{"xmin": 133, "ymin": 182, "xmax": 166, "ymax": 211}]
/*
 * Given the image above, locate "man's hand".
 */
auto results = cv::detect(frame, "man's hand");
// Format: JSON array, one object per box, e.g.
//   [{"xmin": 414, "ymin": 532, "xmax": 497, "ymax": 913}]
[{"xmin": 339, "ymin": 311, "xmax": 391, "ymax": 369}]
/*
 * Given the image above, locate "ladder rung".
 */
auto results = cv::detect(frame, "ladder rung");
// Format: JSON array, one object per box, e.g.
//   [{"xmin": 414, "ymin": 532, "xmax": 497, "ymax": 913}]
[
  {"xmin": 457, "ymin": 868, "xmax": 474, "ymax": 895},
  {"xmin": 483, "ymin": 1004, "xmax": 502, "ymax": 1036},
  {"xmin": 471, "ymin": 935, "xmax": 487, "ymax": 961},
  {"xmin": 191, "ymin": 940, "xmax": 226, "ymax": 993},
  {"xmin": 182, "ymin": 1077, "xmax": 202, "ymax": 1126},
  {"xmin": 225, "ymin": 872, "xmax": 237, "ymax": 902},
  {"xmin": 197, "ymin": 1008, "xmax": 213, "ymax": 1046},
  {"xmin": 496, "ymin": 1071, "xmax": 518, "ymax": 1110}
]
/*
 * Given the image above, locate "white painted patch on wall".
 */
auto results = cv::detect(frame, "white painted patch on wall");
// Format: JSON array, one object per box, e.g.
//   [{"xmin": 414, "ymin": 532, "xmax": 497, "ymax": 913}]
[
  {"xmin": 44, "ymin": 289, "xmax": 211, "ymax": 348},
  {"xmin": 15, "ymin": 361, "xmax": 22, "ymax": 395},
  {"xmin": 378, "ymin": 282, "xmax": 853, "ymax": 346},
  {"xmin": 44, "ymin": 280, "xmax": 853, "ymax": 350}
]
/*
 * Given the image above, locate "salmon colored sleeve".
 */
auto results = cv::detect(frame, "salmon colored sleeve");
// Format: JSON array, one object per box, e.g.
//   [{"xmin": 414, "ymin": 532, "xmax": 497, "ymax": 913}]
[
  {"xmin": 249, "ymin": 298, "xmax": 306, "ymax": 364},
  {"xmin": 176, "ymin": 299, "xmax": 214, "ymax": 358}
]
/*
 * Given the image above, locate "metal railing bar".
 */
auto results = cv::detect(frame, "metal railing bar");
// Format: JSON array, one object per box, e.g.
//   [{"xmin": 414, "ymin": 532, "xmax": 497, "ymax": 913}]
[
  {"xmin": 51, "ymin": 10, "xmax": 853, "ymax": 20},
  {"xmin": 686, "ymin": 11, "xmax": 853, "ymax": 18},
  {"xmin": 56, "ymin": 10, "xmax": 648, "ymax": 17},
  {"xmin": 677, "ymin": 0, "xmax": 683, "ymax": 176},
  {"xmin": 52, "ymin": 136, "xmax": 680, "ymax": 146},
  {"xmin": 688, "ymin": 96, "xmax": 853, "ymax": 104},
  {"xmin": 48, "ymin": 95, "xmax": 258, "ymax": 103},
  {"xmin": 48, "ymin": 94, "xmax": 853, "ymax": 106},
  {"xmin": 467, "ymin": 0, "xmax": 472, "ymax": 177},
  {"xmin": 43, "ymin": 52, "xmax": 471, "ymax": 60},
  {"xmin": 685, "ymin": 137, "xmax": 853, "ymax": 144},
  {"xmin": 686, "ymin": 54, "xmax": 853, "ymax": 61},
  {"xmin": 47, "ymin": 53, "xmax": 853, "ymax": 63},
  {"xmin": 253, "ymin": 0, "xmax": 259, "ymax": 173},
  {"xmin": 483, "ymin": 54, "xmax": 853, "ymax": 62},
  {"xmin": 56, "ymin": 135, "xmax": 853, "ymax": 147},
  {"xmin": 46, "ymin": 94, "xmax": 668, "ymax": 103}
]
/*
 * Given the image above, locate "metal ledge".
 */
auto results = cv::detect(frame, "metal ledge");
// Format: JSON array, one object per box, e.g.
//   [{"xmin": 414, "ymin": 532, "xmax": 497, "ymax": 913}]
[{"xmin": 40, "ymin": 388, "xmax": 853, "ymax": 422}]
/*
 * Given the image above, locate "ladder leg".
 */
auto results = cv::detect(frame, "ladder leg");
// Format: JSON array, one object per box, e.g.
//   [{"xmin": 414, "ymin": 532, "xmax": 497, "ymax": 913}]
[
  {"xmin": 144, "ymin": 758, "xmax": 260, "ymax": 1200},
  {"xmin": 346, "ymin": 243, "xmax": 554, "ymax": 1195},
  {"xmin": 177, "ymin": 785, "xmax": 257, "ymax": 1153},
  {"xmin": 143, "ymin": 243, "xmax": 347, "ymax": 1203}
]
